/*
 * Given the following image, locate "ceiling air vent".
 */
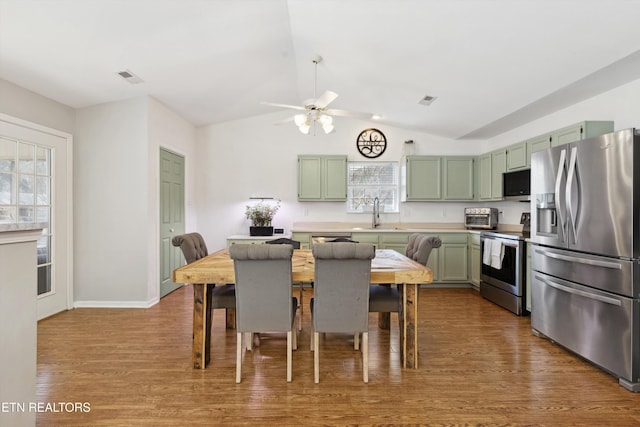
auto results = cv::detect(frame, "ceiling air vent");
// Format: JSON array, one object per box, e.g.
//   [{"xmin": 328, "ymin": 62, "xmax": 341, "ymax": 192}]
[
  {"xmin": 117, "ymin": 69, "xmax": 144, "ymax": 85},
  {"xmin": 418, "ymin": 95, "xmax": 437, "ymax": 106}
]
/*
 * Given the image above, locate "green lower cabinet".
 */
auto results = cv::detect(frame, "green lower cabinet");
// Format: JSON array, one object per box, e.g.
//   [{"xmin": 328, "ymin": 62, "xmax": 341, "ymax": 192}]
[
  {"xmin": 427, "ymin": 248, "xmax": 439, "ymax": 282},
  {"xmin": 439, "ymin": 243, "xmax": 468, "ymax": 282},
  {"xmin": 351, "ymin": 232, "xmax": 380, "ymax": 248},
  {"xmin": 469, "ymin": 234, "xmax": 481, "ymax": 288},
  {"xmin": 379, "ymin": 232, "xmax": 410, "ymax": 254},
  {"xmin": 226, "ymin": 237, "xmax": 276, "ymax": 248},
  {"xmin": 291, "ymin": 232, "xmax": 311, "ymax": 249},
  {"xmin": 432, "ymin": 233, "xmax": 469, "ymax": 283}
]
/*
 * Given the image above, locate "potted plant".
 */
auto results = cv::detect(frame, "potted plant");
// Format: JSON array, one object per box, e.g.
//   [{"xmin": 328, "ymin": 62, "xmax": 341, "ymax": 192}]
[{"xmin": 245, "ymin": 201, "xmax": 280, "ymax": 236}]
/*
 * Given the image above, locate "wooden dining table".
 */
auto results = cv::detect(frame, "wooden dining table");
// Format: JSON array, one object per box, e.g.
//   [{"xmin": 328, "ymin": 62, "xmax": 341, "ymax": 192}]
[{"xmin": 173, "ymin": 248, "xmax": 432, "ymax": 370}]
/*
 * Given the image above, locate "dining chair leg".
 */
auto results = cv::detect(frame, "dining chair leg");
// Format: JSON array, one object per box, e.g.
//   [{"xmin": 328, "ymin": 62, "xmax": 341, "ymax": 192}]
[
  {"xmin": 362, "ymin": 331, "xmax": 368, "ymax": 383},
  {"xmin": 226, "ymin": 308, "xmax": 236, "ymax": 329},
  {"xmin": 292, "ymin": 326, "xmax": 297, "ymax": 350},
  {"xmin": 287, "ymin": 331, "xmax": 293, "ymax": 382},
  {"xmin": 245, "ymin": 332, "xmax": 252, "ymax": 351},
  {"xmin": 236, "ymin": 332, "xmax": 242, "ymax": 383},
  {"xmin": 310, "ymin": 323, "xmax": 314, "ymax": 351},
  {"xmin": 354, "ymin": 332, "xmax": 359, "ymax": 350},
  {"xmin": 314, "ymin": 331, "xmax": 320, "ymax": 383},
  {"xmin": 298, "ymin": 284, "xmax": 304, "ymax": 331}
]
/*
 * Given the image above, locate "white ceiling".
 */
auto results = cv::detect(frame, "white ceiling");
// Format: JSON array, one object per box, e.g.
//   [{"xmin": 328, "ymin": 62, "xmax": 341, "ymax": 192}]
[{"xmin": 1, "ymin": 0, "xmax": 640, "ymax": 140}]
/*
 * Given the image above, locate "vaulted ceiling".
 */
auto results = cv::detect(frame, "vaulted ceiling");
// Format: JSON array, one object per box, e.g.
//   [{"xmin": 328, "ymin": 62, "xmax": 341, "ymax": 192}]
[{"xmin": 1, "ymin": 0, "xmax": 639, "ymax": 139}]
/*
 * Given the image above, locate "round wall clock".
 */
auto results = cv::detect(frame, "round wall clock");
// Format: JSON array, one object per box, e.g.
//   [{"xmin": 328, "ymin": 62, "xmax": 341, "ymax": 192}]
[{"xmin": 356, "ymin": 128, "xmax": 387, "ymax": 158}]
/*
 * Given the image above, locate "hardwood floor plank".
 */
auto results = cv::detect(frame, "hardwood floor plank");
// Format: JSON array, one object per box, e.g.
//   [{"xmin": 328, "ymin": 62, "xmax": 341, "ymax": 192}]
[{"xmin": 34, "ymin": 287, "xmax": 640, "ymax": 426}]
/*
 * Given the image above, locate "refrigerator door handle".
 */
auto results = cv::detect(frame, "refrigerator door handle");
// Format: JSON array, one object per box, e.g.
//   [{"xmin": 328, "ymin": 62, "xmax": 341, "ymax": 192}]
[
  {"xmin": 534, "ymin": 248, "xmax": 623, "ymax": 270},
  {"xmin": 566, "ymin": 146, "xmax": 578, "ymax": 245},
  {"xmin": 535, "ymin": 274, "xmax": 622, "ymax": 306},
  {"xmin": 554, "ymin": 148, "xmax": 567, "ymax": 242}
]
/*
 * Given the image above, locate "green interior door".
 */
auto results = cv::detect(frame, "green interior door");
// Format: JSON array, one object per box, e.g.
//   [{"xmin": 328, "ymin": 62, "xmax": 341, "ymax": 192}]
[{"xmin": 160, "ymin": 148, "xmax": 185, "ymax": 297}]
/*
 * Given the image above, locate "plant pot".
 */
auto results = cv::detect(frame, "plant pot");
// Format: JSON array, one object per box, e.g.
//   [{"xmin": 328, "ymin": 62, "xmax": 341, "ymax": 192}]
[{"xmin": 249, "ymin": 226, "xmax": 273, "ymax": 236}]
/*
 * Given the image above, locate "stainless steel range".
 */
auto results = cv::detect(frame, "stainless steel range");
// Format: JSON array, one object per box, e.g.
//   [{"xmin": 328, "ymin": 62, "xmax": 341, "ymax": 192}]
[{"xmin": 480, "ymin": 229, "xmax": 527, "ymax": 316}]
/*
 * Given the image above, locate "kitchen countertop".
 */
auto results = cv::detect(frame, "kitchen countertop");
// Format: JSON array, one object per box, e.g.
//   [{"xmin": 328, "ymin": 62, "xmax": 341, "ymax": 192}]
[{"xmin": 291, "ymin": 222, "xmax": 523, "ymax": 234}]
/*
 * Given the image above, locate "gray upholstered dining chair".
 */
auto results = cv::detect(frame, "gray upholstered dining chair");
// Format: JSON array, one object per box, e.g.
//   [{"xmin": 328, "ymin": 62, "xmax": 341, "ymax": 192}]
[
  {"xmin": 310, "ymin": 242, "xmax": 375, "ymax": 383},
  {"xmin": 265, "ymin": 237, "xmax": 305, "ymax": 330},
  {"xmin": 172, "ymin": 232, "xmax": 236, "ymax": 328},
  {"xmin": 369, "ymin": 234, "xmax": 442, "ymax": 328},
  {"xmin": 229, "ymin": 243, "xmax": 298, "ymax": 383}
]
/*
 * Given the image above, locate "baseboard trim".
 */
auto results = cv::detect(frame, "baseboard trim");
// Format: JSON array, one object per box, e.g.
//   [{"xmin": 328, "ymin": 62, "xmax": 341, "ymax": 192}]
[
  {"xmin": 74, "ymin": 297, "xmax": 159, "ymax": 309},
  {"xmin": 421, "ymin": 283, "xmax": 473, "ymax": 289}
]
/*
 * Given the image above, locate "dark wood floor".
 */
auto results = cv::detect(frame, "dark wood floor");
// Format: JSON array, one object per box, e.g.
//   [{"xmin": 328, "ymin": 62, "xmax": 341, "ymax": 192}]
[{"xmin": 36, "ymin": 286, "xmax": 640, "ymax": 426}]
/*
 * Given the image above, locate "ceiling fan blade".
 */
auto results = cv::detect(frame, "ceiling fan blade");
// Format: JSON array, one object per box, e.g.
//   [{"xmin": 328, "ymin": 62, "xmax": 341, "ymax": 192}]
[
  {"xmin": 324, "ymin": 108, "xmax": 374, "ymax": 119},
  {"xmin": 313, "ymin": 90, "xmax": 338, "ymax": 109},
  {"xmin": 261, "ymin": 101, "xmax": 307, "ymax": 111},
  {"xmin": 273, "ymin": 116, "xmax": 296, "ymax": 125}
]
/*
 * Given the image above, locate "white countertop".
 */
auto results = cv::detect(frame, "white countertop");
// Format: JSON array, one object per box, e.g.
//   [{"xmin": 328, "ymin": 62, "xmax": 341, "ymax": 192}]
[{"xmin": 291, "ymin": 222, "xmax": 522, "ymax": 234}]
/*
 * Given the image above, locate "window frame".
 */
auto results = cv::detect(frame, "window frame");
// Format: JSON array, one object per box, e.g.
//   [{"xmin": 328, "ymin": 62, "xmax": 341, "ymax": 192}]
[{"xmin": 346, "ymin": 161, "xmax": 400, "ymax": 214}]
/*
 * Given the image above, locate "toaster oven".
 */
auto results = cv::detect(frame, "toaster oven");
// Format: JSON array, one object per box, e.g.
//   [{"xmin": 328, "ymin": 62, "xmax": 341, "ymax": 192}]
[{"xmin": 464, "ymin": 207, "xmax": 499, "ymax": 229}]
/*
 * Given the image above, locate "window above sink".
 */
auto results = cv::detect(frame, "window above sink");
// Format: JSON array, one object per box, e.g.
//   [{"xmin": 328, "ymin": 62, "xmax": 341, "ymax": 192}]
[{"xmin": 347, "ymin": 162, "xmax": 399, "ymax": 214}]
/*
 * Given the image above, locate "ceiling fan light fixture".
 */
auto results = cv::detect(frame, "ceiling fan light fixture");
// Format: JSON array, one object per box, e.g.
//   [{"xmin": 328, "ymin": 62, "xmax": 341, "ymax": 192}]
[
  {"xmin": 319, "ymin": 114, "xmax": 332, "ymax": 125},
  {"xmin": 322, "ymin": 123, "xmax": 335, "ymax": 134},
  {"xmin": 294, "ymin": 114, "xmax": 308, "ymax": 127},
  {"xmin": 298, "ymin": 123, "xmax": 311, "ymax": 134}
]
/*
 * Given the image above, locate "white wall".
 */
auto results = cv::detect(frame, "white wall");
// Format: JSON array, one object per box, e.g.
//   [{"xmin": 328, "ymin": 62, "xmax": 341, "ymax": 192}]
[
  {"xmin": 0, "ymin": 78, "xmax": 75, "ymax": 133},
  {"xmin": 75, "ymin": 98, "xmax": 150, "ymax": 305},
  {"xmin": 75, "ymin": 96, "xmax": 198, "ymax": 306},
  {"xmin": 147, "ymin": 97, "xmax": 198, "ymax": 302}
]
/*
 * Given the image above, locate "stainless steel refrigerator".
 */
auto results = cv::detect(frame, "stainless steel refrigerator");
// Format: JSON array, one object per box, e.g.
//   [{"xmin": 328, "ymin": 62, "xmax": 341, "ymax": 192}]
[{"xmin": 530, "ymin": 128, "xmax": 640, "ymax": 392}]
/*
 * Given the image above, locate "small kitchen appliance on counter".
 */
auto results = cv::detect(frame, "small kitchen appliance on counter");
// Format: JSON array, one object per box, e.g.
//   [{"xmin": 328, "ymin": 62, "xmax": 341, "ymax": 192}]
[{"xmin": 464, "ymin": 207, "xmax": 498, "ymax": 230}]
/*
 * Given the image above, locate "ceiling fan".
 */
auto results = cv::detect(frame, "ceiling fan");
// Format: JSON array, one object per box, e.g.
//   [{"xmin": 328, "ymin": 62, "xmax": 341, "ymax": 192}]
[{"xmin": 261, "ymin": 55, "xmax": 374, "ymax": 134}]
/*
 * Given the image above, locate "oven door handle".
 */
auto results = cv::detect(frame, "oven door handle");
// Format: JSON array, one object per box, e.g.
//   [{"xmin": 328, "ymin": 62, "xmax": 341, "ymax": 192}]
[
  {"xmin": 483, "ymin": 238, "xmax": 519, "ymax": 248},
  {"xmin": 534, "ymin": 248, "xmax": 622, "ymax": 270},
  {"xmin": 535, "ymin": 274, "xmax": 622, "ymax": 306}
]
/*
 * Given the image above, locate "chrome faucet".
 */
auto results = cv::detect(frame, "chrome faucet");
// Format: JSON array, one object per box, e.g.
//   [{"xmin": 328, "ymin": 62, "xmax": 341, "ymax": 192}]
[{"xmin": 372, "ymin": 197, "xmax": 381, "ymax": 228}]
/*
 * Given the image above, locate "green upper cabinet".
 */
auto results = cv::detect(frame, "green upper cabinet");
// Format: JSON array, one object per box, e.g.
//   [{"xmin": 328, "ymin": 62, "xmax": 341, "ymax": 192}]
[
  {"xmin": 442, "ymin": 157, "xmax": 474, "ymax": 200},
  {"xmin": 490, "ymin": 149, "xmax": 506, "ymax": 200},
  {"xmin": 297, "ymin": 155, "xmax": 347, "ymax": 201},
  {"xmin": 527, "ymin": 133, "xmax": 552, "ymax": 158},
  {"xmin": 323, "ymin": 156, "xmax": 347, "ymax": 200},
  {"xmin": 550, "ymin": 121, "xmax": 614, "ymax": 147},
  {"xmin": 405, "ymin": 156, "xmax": 474, "ymax": 201},
  {"xmin": 405, "ymin": 156, "xmax": 442, "ymax": 200},
  {"xmin": 477, "ymin": 153, "xmax": 492, "ymax": 200},
  {"xmin": 506, "ymin": 142, "xmax": 528, "ymax": 171},
  {"xmin": 298, "ymin": 156, "xmax": 322, "ymax": 199}
]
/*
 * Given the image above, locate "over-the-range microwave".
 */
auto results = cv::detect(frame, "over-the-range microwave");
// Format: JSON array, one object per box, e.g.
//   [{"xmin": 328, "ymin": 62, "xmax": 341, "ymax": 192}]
[{"xmin": 502, "ymin": 168, "xmax": 530, "ymax": 201}]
